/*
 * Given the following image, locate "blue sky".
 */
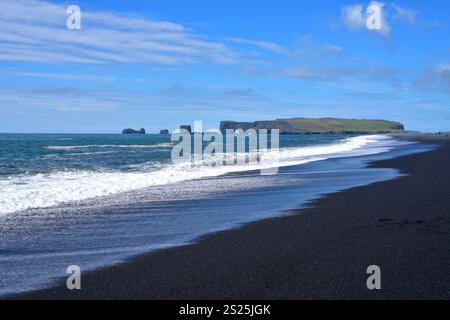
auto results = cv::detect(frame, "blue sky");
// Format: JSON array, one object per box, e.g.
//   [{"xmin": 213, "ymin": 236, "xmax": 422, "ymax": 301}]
[{"xmin": 0, "ymin": 0, "xmax": 449, "ymax": 133}]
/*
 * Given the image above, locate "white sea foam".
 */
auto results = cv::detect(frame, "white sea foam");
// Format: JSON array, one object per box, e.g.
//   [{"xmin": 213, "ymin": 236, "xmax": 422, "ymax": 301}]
[
  {"xmin": 42, "ymin": 151, "xmax": 114, "ymax": 158},
  {"xmin": 45, "ymin": 143, "xmax": 175, "ymax": 150},
  {"xmin": 0, "ymin": 135, "xmax": 396, "ymax": 215}
]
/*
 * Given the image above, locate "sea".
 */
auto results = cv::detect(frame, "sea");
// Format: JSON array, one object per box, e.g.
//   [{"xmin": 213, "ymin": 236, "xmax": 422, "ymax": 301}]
[{"xmin": 0, "ymin": 133, "xmax": 433, "ymax": 297}]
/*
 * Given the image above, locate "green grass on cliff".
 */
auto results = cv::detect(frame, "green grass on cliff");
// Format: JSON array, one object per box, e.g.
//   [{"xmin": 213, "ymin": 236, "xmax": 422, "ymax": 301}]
[{"xmin": 280, "ymin": 118, "xmax": 404, "ymax": 133}]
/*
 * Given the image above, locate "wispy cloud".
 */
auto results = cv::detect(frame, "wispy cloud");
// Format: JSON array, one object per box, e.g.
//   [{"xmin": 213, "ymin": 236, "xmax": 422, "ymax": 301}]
[
  {"xmin": 0, "ymin": 0, "xmax": 285, "ymax": 66},
  {"xmin": 255, "ymin": 64, "xmax": 405, "ymax": 82},
  {"xmin": 243, "ymin": 36, "xmax": 404, "ymax": 83},
  {"xmin": 4, "ymin": 70, "xmax": 115, "ymax": 81},
  {"xmin": 414, "ymin": 63, "xmax": 450, "ymax": 94},
  {"xmin": 290, "ymin": 35, "xmax": 344, "ymax": 61},
  {"xmin": 222, "ymin": 37, "xmax": 288, "ymax": 54},
  {"xmin": 390, "ymin": 3, "xmax": 417, "ymax": 25},
  {"xmin": 0, "ymin": 82, "xmax": 284, "ymax": 115}
]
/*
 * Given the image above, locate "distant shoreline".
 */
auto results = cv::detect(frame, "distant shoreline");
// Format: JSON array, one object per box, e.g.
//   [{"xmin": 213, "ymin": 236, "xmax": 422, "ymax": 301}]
[{"xmin": 0, "ymin": 131, "xmax": 447, "ymax": 136}]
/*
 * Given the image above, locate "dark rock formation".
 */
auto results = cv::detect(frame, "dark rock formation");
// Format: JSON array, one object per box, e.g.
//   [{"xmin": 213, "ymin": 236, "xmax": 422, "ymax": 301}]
[
  {"xmin": 122, "ymin": 128, "xmax": 146, "ymax": 134},
  {"xmin": 159, "ymin": 129, "xmax": 169, "ymax": 135},
  {"xmin": 179, "ymin": 125, "xmax": 192, "ymax": 133}
]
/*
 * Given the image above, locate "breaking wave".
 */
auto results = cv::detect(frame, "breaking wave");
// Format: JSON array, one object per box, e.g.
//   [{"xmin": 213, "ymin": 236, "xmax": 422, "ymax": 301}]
[{"xmin": 0, "ymin": 135, "xmax": 396, "ymax": 215}]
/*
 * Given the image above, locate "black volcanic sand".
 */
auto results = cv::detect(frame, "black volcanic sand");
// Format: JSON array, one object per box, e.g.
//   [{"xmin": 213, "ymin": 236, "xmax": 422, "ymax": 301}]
[{"xmin": 14, "ymin": 136, "xmax": 450, "ymax": 299}]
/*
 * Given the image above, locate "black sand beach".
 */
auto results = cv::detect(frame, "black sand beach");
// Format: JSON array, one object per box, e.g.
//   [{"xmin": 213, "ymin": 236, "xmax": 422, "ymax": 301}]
[{"xmin": 14, "ymin": 135, "xmax": 450, "ymax": 300}]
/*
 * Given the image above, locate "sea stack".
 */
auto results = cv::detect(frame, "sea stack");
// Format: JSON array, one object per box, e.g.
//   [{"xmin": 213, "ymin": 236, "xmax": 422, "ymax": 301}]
[
  {"xmin": 122, "ymin": 128, "xmax": 146, "ymax": 134},
  {"xmin": 159, "ymin": 129, "xmax": 169, "ymax": 134}
]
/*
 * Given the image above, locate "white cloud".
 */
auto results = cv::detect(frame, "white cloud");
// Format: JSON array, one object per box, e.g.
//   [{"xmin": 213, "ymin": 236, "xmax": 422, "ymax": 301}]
[
  {"xmin": 341, "ymin": 2, "xmax": 391, "ymax": 36},
  {"xmin": 341, "ymin": 4, "xmax": 366, "ymax": 30},
  {"xmin": 340, "ymin": 2, "xmax": 427, "ymax": 36}
]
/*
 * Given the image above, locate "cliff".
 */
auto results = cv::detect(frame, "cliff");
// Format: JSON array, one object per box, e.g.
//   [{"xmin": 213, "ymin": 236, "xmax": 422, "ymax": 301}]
[{"xmin": 219, "ymin": 118, "xmax": 405, "ymax": 134}]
